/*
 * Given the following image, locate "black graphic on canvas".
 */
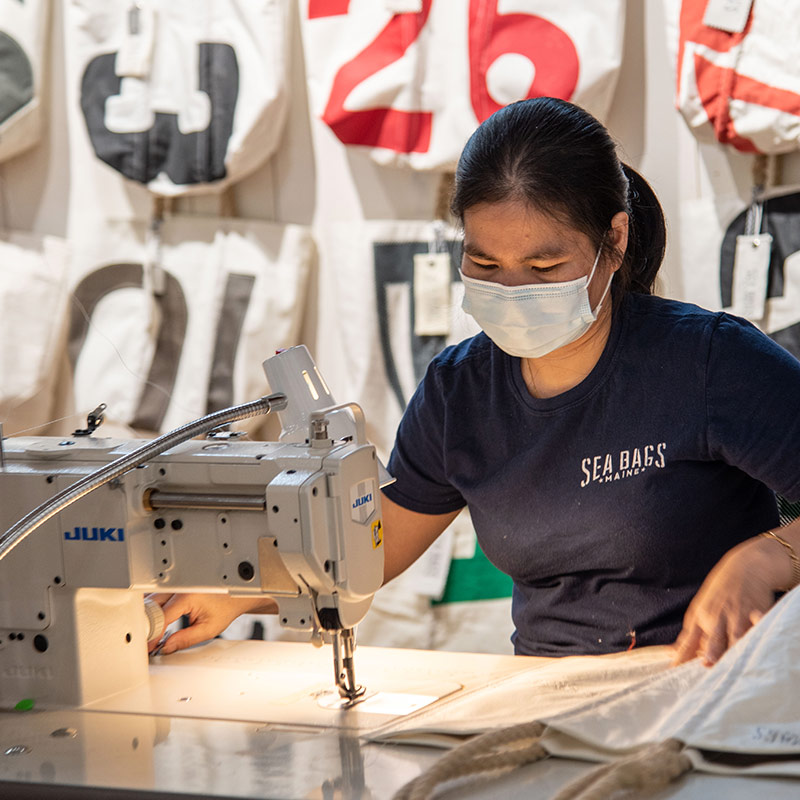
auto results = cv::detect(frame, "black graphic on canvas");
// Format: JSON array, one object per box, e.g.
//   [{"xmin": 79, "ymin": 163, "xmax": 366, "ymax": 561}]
[
  {"xmin": 0, "ymin": 32, "xmax": 33, "ymax": 124},
  {"xmin": 80, "ymin": 43, "xmax": 238, "ymax": 186}
]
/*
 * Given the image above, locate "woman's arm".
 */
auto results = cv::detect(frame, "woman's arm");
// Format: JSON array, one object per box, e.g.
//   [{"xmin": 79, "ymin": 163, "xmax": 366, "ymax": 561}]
[
  {"xmin": 673, "ymin": 517, "xmax": 800, "ymax": 665},
  {"xmin": 381, "ymin": 492, "xmax": 461, "ymax": 583},
  {"xmin": 148, "ymin": 593, "xmax": 278, "ymax": 655}
]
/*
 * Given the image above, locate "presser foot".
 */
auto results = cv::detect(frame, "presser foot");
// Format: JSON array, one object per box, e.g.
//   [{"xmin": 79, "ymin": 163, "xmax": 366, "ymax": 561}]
[{"xmin": 333, "ymin": 628, "xmax": 367, "ymax": 708}]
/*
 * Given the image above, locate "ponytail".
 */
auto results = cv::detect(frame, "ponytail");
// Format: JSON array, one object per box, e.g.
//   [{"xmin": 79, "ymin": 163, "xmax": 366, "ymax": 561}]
[{"xmin": 618, "ymin": 164, "xmax": 666, "ymax": 296}]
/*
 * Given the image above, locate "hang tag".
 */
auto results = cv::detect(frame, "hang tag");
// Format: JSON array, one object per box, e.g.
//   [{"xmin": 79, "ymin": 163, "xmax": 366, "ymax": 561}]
[
  {"xmin": 731, "ymin": 233, "xmax": 772, "ymax": 321},
  {"xmin": 702, "ymin": 0, "xmax": 754, "ymax": 33},
  {"xmin": 413, "ymin": 252, "xmax": 452, "ymax": 337},
  {"xmin": 116, "ymin": 2, "xmax": 156, "ymax": 79},
  {"xmin": 384, "ymin": 0, "xmax": 423, "ymax": 12}
]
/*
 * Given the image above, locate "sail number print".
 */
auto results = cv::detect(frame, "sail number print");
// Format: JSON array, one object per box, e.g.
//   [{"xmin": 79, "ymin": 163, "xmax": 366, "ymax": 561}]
[{"xmin": 304, "ymin": 0, "xmax": 623, "ymax": 170}]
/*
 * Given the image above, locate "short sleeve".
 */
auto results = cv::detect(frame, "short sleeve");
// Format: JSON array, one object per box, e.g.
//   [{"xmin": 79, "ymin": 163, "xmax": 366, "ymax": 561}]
[
  {"xmin": 383, "ymin": 359, "xmax": 467, "ymax": 515},
  {"xmin": 706, "ymin": 314, "xmax": 800, "ymax": 501}
]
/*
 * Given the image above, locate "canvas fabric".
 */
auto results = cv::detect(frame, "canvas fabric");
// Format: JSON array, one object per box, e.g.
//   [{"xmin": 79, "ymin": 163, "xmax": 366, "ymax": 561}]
[
  {"xmin": 61, "ymin": 216, "xmax": 312, "ymax": 436},
  {"xmin": 0, "ymin": 233, "xmax": 70, "ymax": 435},
  {"xmin": 64, "ymin": 0, "xmax": 290, "ymax": 196},
  {"xmin": 542, "ymin": 586, "xmax": 800, "ymax": 776},
  {"xmin": 671, "ymin": 0, "xmax": 800, "ymax": 153},
  {"xmin": 0, "ymin": 0, "xmax": 48, "ymax": 163},
  {"xmin": 302, "ymin": 0, "xmax": 624, "ymax": 170},
  {"xmin": 372, "ymin": 585, "xmax": 800, "ymax": 779}
]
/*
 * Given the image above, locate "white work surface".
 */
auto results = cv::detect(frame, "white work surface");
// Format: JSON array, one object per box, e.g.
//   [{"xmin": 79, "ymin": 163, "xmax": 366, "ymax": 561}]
[{"xmin": 0, "ymin": 640, "xmax": 798, "ymax": 800}]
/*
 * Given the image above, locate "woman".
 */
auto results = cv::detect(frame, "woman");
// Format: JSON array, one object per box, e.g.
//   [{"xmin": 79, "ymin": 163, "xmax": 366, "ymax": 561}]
[{"xmin": 154, "ymin": 97, "xmax": 800, "ymax": 666}]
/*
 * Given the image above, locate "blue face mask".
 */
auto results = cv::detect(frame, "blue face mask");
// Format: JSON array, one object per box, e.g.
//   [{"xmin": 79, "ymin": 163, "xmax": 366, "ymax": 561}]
[{"xmin": 460, "ymin": 245, "xmax": 612, "ymax": 358}]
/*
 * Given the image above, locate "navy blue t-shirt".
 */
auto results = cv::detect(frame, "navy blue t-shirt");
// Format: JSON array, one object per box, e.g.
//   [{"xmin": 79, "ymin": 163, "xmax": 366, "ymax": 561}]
[{"xmin": 383, "ymin": 293, "xmax": 800, "ymax": 656}]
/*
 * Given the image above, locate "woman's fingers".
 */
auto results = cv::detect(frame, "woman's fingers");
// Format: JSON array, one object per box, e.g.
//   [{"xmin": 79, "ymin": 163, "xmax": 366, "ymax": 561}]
[{"xmin": 672, "ymin": 620, "xmax": 703, "ymax": 665}]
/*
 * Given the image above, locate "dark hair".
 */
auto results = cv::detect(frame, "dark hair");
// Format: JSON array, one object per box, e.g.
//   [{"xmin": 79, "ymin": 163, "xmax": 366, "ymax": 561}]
[{"xmin": 450, "ymin": 97, "xmax": 666, "ymax": 297}]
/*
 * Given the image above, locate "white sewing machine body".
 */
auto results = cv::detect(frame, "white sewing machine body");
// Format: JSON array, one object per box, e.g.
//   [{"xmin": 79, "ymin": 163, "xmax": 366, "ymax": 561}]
[{"xmin": 0, "ymin": 349, "xmax": 384, "ymax": 710}]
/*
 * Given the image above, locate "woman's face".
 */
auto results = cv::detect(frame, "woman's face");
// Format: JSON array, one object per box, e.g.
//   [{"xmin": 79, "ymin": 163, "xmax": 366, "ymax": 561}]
[{"xmin": 461, "ymin": 199, "xmax": 628, "ymax": 310}]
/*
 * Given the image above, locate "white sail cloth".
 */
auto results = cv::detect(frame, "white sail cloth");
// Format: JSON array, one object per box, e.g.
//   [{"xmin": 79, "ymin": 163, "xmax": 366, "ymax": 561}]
[
  {"xmin": 376, "ymin": 586, "xmax": 800, "ymax": 782},
  {"xmin": 302, "ymin": 0, "xmax": 624, "ymax": 170},
  {"xmin": 65, "ymin": 0, "xmax": 291, "ymax": 196},
  {"xmin": 0, "ymin": 0, "xmax": 48, "ymax": 163}
]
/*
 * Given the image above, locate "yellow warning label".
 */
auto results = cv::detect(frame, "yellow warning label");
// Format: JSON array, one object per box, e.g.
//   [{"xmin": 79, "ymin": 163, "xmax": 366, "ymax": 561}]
[{"xmin": 371, "ymin": 519, "xmax": 383, "ymax": 549}]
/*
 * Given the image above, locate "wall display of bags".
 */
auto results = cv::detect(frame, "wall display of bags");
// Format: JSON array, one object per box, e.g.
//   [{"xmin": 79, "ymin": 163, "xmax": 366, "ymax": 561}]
[
  {"xmin": 65, "ymin": 0, "xmax": 291, "ymax": 196},
  {"xmin": 0, "ymin": 0, "xmax": 48, "ymax": 163},
  {"xmin": 302, "ymin": 0, "xmax": 625, "ymax": 170},
  {"xmin": 679, "ymin": 188, "xmax": 800, "ymax": 359},
  {"xmin": 64, "ymin": 217, "xmax": 312, "ymax": 435},
  {"xmin": 673, "ymin": 0, "xmax": 800, "ymax": 153},
  {"xmin": 0, "ymin": 233, "xmax": 70, "ymax": 435}
]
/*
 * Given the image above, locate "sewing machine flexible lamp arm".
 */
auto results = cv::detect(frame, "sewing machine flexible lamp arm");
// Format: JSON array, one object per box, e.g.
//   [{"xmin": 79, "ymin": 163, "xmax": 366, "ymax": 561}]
[{"xmin": 0, "ymin": 393, "xmax": 288, "ymax": 566}]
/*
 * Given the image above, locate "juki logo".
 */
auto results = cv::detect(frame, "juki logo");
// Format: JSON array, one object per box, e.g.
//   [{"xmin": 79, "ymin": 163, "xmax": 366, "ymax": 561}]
[
  {"xmin": 350, "ymin": 479, "xmax": 376, "ymax": 525},
  {"xmin": 64, "ymin": 526, "xmax": 125, "ymax": 542},
  {"xmin": 352, "ymin": 492, "xmax": 373, "ymax": 510},
  {"xmin": 3, "ymin": 665, "xmax": 54, "ymax": 680}
]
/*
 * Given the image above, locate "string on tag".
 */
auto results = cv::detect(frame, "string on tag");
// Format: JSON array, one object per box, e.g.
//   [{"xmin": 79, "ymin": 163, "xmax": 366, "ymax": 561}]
[
  {"xmin": 745, "ymin": 153, "xmax": 771, "ymax": 237},
  {"xmin": 743, "ymin": 193, "xmax": 763, "ymax": 239}
]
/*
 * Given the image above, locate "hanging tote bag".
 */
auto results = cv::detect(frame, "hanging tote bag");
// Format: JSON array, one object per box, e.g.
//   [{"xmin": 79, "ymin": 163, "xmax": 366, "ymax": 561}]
[
  {"xmin": 0, "ymin": 0, "xmax": 48, "ymax": 163},
  {"xmin": 66, "ymin": 0, "xmax": 291, "ymax": 195},
  {"xmin": 303, "ymin": 0, "xmax": 624, "ymax": 170},
  {"xmin": 675, "ymin": 0, "xmax": 800, "ymax": 153}
]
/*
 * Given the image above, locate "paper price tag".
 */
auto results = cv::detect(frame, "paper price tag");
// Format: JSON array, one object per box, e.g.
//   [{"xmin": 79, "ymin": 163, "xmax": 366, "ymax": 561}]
[
  {"xmin": 702, "ymin": 0, "xmax": 754, "ymax": 33},
  {"xmin": 414, "ymin": 252, "xmax": 452, "ymax": 337},
  {"xmin": 732, "ymin": 233, "xmax": 772, "ymax": 321}
]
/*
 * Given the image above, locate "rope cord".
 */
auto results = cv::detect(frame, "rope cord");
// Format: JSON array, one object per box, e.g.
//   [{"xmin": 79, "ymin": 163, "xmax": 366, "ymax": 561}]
[
  {"xmin": 550, "ymin": 739, "xmax": 692, "ymax": 800},
  {"xmin": 392, "ymin": 721, "xmax": 547, "ymax": 800},
  {"xmin": 392, "ymin": 725, "xmax": 692, "ymax": 800}
]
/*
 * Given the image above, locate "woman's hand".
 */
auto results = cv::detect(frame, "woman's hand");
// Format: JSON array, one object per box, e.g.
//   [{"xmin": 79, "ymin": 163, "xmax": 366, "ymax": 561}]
[
  {"xmin": 147, "ymin": 593, "xmax": 277, "ymax": 655},
  {"xmin": 672, "ymin": 536, "xmax": 779, "ymax": 666}
]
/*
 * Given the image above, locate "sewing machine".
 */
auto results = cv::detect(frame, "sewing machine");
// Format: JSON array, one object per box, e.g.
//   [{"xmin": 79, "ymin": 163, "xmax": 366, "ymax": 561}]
[{"xmin": 0, "ymin": 347, "xmax": 385, "ymax": 711}]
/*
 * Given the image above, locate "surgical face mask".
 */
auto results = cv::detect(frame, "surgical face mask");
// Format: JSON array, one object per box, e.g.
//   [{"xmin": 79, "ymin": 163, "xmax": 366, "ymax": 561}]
[{"xmin": 460, "ymin": 245, "xmax": 613, "ymax": 358}]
